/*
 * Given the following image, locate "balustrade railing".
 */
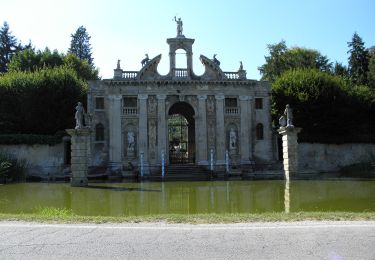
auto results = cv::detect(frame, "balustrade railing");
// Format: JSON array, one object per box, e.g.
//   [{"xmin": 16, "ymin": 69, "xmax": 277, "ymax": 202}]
[
  {"xmin": 174, "ymin": 68, "xmax": 188, "ymax": 78},
  {"xmin": 224, "ymin": 72, "xmax": 239, "ymax": 80},
  {"xmin": 123, "ymin": 107, "xmax": 138, "ymax": 115},
  {"xmin": 225, "ymin": 107, "xmax": 239, "ymax": 114},
  {"xmin": 122, "ymin": 71, "xmax": 138, "ymax": 79}
]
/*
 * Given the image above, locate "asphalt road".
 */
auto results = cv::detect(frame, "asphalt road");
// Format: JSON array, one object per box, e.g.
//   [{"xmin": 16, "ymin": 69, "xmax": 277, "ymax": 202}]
[{"xmin": 0, "ymin": 221, "xmax": 374, "ymax": 259}]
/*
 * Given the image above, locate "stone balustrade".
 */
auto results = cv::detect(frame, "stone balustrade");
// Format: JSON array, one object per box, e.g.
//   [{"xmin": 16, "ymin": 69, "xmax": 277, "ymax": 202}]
[
  {"xmin": 123, "ymin": 107, "xmax": 138, "ymax": 115},
  {"xmin": 225, "ymin": 107, "xmax": 239, "ymax": 114},
  {"xmin": 174, "ymin": 68, "xmax": 188, "ymax": 78},
  {"xmin": 224, "ymin": 72, "xmax": 239, "ymax": 80},
  {"xmin": 122, "ymin": 71, "xmax": 138, "ymax": 79}
]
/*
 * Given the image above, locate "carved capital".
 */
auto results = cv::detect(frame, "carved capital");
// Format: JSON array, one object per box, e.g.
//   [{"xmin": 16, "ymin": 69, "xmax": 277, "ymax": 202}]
[
  {"xmin": 138, "ymin": 94, "xmax": 148, "ymax": 100},
  {"xmin": 239, "ymin": 95, "xmax": 250, "ymax": 101},
  {"xmin": 156, "ymin": 94, "xmax": 167, "ymax": 100},
  {"xmin": 197, "ymin": 95, "xmax": 207, "ymax": 100},
  {"xmin": 215, "ymin": 94, "xmax": 225, "ymax": 100}
]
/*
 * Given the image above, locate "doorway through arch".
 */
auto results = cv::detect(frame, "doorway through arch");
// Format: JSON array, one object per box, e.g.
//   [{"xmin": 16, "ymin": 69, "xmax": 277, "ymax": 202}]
[{"xmin": 168, "ymin": 102, "xmax": 195, "ymax": 164}]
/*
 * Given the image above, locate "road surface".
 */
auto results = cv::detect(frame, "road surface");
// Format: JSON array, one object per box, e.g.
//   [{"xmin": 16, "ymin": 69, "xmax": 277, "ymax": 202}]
[{"xmin": 0, "ymin": 221, "xmax": 374, "ymax": 259}]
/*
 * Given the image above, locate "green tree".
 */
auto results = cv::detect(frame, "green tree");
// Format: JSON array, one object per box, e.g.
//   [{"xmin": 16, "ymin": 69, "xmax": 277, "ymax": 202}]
[
  {"xmin": 333, "ymin": 62, "xmax": 350, "ymax": 79},
  {"xmin": 0, "ymin": 22, "xmax": 23, "ymax": 73},
  {"xmin": 347, "ymin": 32, "xmax": 369, "ymax": 85},
  {"xmin": 8, "ymin": 48, "xmax": 98, "ymax": 80},
  {"xmin": 68, "ymin": 26, "xmax": 94, "ymax": 66},
  {"xmin": 259, "ymin": 41, "xmax": 332, "ymax": 82},
  {"xmin": 272, "ymin": 69, "xmax": 375, "ymax": 143}
]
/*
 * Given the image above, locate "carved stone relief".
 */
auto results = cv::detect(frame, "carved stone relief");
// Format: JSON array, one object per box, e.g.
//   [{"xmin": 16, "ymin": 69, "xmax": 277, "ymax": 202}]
[
  {"xmin": 148, "ymin": 119, "xmax": 157, "ymax": 160},
  {"xmin": 148, "ymin": 95, "xmax": 157, "ymax": 115}
]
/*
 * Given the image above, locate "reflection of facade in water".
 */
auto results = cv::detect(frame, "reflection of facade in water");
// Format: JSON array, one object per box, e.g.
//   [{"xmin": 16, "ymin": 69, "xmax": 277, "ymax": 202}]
[{"xmin": 1, "ymin": 182, "xmax": 375, "ymax": 216}]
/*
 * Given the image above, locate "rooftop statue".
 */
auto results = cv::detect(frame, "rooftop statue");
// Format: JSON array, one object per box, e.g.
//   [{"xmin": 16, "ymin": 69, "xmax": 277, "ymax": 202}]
[
  {"xmin": 116, "ymin": 59, "xmax": 121, "ymax": 70},
  {"xmin": 213, "ymin": 54, "xmax": 220, "ymax": 66},
  {"xmin": 174, "ymin": 16, "xmax": 183, "ymax": 36},
  {"xmin": 141, "ymin": 54, "xmax": 150, "ymax": 67},
  {"xmin": 239, "ymin": 61, "xmax": 243, "ymax": 71}
]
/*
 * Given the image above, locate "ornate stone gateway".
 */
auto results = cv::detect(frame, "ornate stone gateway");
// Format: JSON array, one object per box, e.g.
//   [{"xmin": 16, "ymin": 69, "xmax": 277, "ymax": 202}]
[
  {"xmin": 87, "ymin": 19, "xmax": 275, "ymax": 175},
  {"xmin": 168, "ymin": 102, "xmax": 195, "ymax": 164}
]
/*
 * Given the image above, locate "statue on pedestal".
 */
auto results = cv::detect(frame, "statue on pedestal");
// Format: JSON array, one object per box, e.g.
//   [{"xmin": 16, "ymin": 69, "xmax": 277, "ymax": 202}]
[
  {"xmin": 75, "ymin": 102, "xmax": 86, "ymax": 129},
  {"xmin": 279, "ymin": 104, "xmax": 294, "ymax": 128},
  {"xmin": 174, "ymin": 16, "xmax": 183, "ymax": 36}
]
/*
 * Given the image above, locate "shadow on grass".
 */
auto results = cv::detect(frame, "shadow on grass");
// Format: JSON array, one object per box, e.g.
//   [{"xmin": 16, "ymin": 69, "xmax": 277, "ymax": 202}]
[{"xmin": 85, "ymin": 185, "xmax": 161, "ymax": 193}]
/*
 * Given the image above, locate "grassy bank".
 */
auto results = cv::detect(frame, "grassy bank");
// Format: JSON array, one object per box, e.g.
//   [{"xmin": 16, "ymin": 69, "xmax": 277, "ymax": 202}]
[{"xmin": 0, "ymin": 209, "xmax": 374, "ymax": 224}]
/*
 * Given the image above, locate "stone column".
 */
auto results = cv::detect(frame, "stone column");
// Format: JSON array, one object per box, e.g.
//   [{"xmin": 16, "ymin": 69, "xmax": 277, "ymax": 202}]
[
  {"xmin": 215, "ymin": 94, "xmax": 225, "ymax": 164},
  {"xmin": 157, "ymin": 94, "xmax": 167, "ymax": 163},
  {"xmin": 197, "ymin": 95, "xmax": 208, "ymax": 165},
  {"xmin": 239, "ymin": 95, "xmax": 251, "ymax": 164},
  {"xmin": 66, "ymin": 128, "xmax": 91, "ymax": 187},
  {"xmin": 108, "ymin": 95, "xmax": 122, "ymax": 171},
  {"xmin": 277, "ymin": 127, "xmax": 302, "ymax": 180},
  {"xmin": 138, "ymin": 94, "xmax": 148, "ymax": 163}
]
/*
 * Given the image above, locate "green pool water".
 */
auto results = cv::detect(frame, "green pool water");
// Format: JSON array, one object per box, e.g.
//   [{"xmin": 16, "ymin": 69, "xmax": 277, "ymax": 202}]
[{"xmin": 0, "ymin": 180, "xmax": 374, "ymax": 216}]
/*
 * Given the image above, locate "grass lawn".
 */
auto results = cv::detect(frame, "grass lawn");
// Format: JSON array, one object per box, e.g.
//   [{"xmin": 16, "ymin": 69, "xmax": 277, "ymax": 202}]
[{"xmin": 0, "ymin": 209, "xmax": 374, "ymax": 224}]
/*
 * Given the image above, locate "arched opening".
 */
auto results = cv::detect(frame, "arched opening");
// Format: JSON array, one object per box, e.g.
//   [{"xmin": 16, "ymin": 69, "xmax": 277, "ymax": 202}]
[
  {"xmin": 175, "ymin": 48, "xmax": 187, "ymax": 69},
  {"xmin": 168, "ymin": 102, "xmax": 195, "ymax": 164}
]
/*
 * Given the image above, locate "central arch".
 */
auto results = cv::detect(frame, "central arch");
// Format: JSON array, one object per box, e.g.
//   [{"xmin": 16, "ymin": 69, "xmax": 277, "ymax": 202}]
[{"xmin": 168, "ymin": 102, "xmax": 195, "ymax": 164}]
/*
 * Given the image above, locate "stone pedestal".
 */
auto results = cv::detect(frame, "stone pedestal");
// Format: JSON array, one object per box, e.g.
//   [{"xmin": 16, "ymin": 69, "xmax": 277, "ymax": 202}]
[
  {"xmin": 66, "ymin": 128, "xmax": 91, "ymax": 187},
  {"xmin": 277, "ymin": 127, "xmax": 301, "ymax": 180}
]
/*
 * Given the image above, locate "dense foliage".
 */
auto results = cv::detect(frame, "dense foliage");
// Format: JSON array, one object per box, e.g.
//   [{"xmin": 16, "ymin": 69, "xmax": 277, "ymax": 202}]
[
  {"xmin": 0, "ymin": 66, "xmax": 87, "ymax": 135},
  {"xmin": 258, "ymin": 41, "xmax": 332, "ymax": 82},
  {"xmin": 8, "ymin": 48, "xmax": 98, "ymax": 80},
  {"xmin": 272, "ymin": 69, "xmax": 375, "ymax": 143}
]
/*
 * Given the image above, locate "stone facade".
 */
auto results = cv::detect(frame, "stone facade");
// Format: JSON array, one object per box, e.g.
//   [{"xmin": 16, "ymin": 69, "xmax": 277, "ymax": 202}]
[{"xmin": 87, "ymin": 33, "xmax": 274, "ymax": 173}]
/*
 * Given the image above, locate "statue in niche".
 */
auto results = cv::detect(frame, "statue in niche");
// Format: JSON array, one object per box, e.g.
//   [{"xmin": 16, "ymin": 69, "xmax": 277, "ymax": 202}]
[
  {"xmin": 284, "ymin": 104, "xmax": 294, "ymax": 127},
  {"xmin": 75, "ymin": 102, "xmax": 86, "ymax": 129},
  {"xmin": 174, "ymin": 16, "xmax": 183, "ymax": 36},
  {"xmin": 229, "ymin": 128, "xmax": 237, "ymax": 151},
  {"xmin": 127, "ymin": 131, "xmax": 135, "ymax": 150}
]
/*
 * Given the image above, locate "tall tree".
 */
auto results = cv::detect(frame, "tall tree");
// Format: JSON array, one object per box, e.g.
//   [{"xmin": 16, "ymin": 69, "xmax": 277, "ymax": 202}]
[
  {"xmin": 68, "ymin": 26, "xmax": 94, "ymax": 66},
  {"xmin": 258, "ymin": 41, "xmax": 332, "ymax": 82},
  {"xmin": 0, "ymin": 22, "xmax": 22, "ymax": 73},
  {"xmin": 347, "ymin": 32, "xmax": 369, "ymax": 85}
]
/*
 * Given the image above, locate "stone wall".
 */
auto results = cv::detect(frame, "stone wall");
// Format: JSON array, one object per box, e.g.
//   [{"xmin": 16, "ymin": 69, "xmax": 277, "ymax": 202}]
[
  {"xmin": 299, "ymin": 143, "xmax": 375, "ymax": 172},
  {"xmin": 0, "ymin": 143, "xmax": 65, "ymax": 177}
]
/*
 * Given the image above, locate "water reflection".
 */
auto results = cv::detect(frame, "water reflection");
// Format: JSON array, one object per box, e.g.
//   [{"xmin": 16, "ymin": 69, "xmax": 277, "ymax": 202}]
[{"xmin": 0, "ymin": 180, "xmax": 374, "ymax": 216}]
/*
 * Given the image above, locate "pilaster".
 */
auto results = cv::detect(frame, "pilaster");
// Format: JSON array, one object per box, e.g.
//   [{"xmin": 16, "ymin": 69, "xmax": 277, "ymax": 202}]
[
  {"xmin": 239, "ymin": 95, "xmax": 251, "ymax": 164},
  {"xmin": 157, "ymin": 94, "xmax": 167, "ymax": 163},
  {"xmin": 215, "ymin": 94, "xmax": 225, "ymax": 164},
  {"xmin": 197, "ymin": 95, "xmax": 208, "ymax": 165},
  {"xmin": 138, "ymin": 94, "xmax": 149, "ymax": 162},
  {"xmin": 108, "ymin": 95, "xmax": 122, "ymax": 170}
]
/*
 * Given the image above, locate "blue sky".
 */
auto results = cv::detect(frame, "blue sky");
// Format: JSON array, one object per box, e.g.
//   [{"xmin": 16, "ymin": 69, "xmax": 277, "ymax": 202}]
[{"xmin": 2, "ymin": 0, "xmax": 374, "ymax": 79}]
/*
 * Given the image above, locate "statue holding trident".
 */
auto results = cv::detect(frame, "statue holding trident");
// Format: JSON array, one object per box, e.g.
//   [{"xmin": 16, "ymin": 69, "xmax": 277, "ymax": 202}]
[{"xmin": 174, "ymin": 16, "xmax": 183, "ymax": 36}]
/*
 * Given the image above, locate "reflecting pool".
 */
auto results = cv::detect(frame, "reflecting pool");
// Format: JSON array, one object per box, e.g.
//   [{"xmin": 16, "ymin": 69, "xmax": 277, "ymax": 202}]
[{"xmin": 0, "ymin": 180, "xmax": 374, "ymax": 216}]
